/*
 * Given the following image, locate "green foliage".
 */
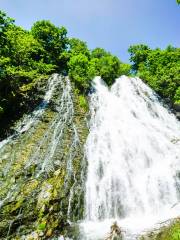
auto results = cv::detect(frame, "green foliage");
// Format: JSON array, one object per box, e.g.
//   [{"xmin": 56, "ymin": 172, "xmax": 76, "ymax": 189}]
[
  {"xmin": 31, "ymin": 20, "xmax": 68, "ymax": 71},
  {"xmin": 118, "ymin": 63, "xmax": 131, "ymax": 76},
  {"xmin": 67, "ymin": 38, "xmax": 91, "ymax": 92},
  {"xmin": 96, "ymin": 54, "xmax": 121, "ymax": 85},
  {"xmin": 140, "ymin": 220, "xmax": 180, "ymax": 240},
  {"xmin": 128, "ymin": 44, "xmax": 180, "ymax": 105},
  {"xmin": 128, "ymin": 44, "xmax": 150, "ymax": 72},
  {"xmin": 88, "ymin": 48, "xmax": 130, "ymax": 86},
  {"xmin": 177, "ymin": 0, "xmax": 180, "ymax": 4},
  {"xmin": 174, "ymin": 87, "xmax": 180, "ymax": 104},
  {"xmin": 0, "ymin": 11, "xmax": 128, "ymax": 130},
  {"xmin": 93, "ymin": 48, "xmax": 131, "ymax": 83},
  {"xmin": 78, "ymin": 95, "xmax": 88, "ymax": 111},
  {"xmin": 0, "ymin": 10, "xmax": 14, "ymax": 49},
  {"xmin": 4, "ymin": 25, "xmax": 41, "ymax": 65},
  {"xmin": 0, "ymin": 13, "xmax": 67, "ymax": 132},
  {"xmin": 38, "ymin": 222, "xmax": 46, "ymax": 231},
  {"xmin": 0, "ymin": 22, "xmax": 56, "ymax": 128},
  {"xmin": 68, "ymin": 54, "xmax": 90, "ymax": 92},
  {"xmin": 69, "ymin": 38, "xmax": 90, "ymax": 57},
  {"xmin": 0, "ymin": 10, "xmax": 14, "ymax": 30},
  {"xmin": 67, "ymin": 43, "xmax": 130, "ymax": 91},
  {"xmin": 172, "ymin": 227, "xmax": 180, "ymax": 240},
  {"xmin": 159, "ymin": 221, "xmax": 180, "ymax": 240},
  {"xmin": 91, "ymin": 48, "xmax": 109, "ymax": 58}
]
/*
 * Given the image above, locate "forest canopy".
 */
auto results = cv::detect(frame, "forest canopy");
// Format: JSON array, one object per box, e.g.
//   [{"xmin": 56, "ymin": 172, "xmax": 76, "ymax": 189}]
[
  {"xmin": 0, "ymin": 10, "xmax": 179, "ymax": 134},
  {"xmin": 0, "ymin": 10, "xmax": 130, "ymax": 127}
]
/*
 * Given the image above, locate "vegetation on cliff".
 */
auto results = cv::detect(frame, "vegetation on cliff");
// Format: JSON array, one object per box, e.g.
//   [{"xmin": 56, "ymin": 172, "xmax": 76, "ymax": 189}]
[
  {"xmin": 140, "ymin": 219, "xmax": 180, "ymax": 240},
  {"xmin": 128, "ymin": 44, "xmax": 180, "ymax": 106},
  {"xmin": 0, "ymin": 10, "xmax": 130, "ymax": 136}
]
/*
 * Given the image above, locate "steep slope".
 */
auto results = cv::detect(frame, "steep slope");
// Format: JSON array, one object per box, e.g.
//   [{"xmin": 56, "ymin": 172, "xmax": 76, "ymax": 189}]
[{"xmin": 0, "ymin": 74, "xmax": 88, "ymax": 239}]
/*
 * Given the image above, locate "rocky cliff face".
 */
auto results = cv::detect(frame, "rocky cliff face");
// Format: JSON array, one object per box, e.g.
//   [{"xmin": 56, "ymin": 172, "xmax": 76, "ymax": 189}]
[
  {"xmin": 174, "ymin": 104, "xmax": 180, "ymax": 120},
  {"xmin": 0, "ymin": 74, "xmax": 89, "ymax": 239}
]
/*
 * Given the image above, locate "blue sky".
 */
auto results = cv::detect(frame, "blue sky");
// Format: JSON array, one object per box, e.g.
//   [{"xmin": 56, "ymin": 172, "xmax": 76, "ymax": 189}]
[{"xmin": 0, "ymin": 0, "xmax": 179, "ymax": 62}]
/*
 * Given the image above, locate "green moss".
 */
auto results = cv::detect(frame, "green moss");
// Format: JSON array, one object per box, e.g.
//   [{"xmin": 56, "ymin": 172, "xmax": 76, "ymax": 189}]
[
  {"xmin": 140, "ymin": 219, "xmax": 180, "ymax": 240},
  {"xmin": 78, "ymin": 95, "xmax": 89, "ymax": 111},
  {"xmin": 38, "ymin": 222, "xmax": 46, "ymax": 231},
  {"xmin": 0, "ymin": 75, "xmax": 89, "ymax": 239},
  {"xmin": 23, "ymin": 180, "xmax": 39, "ymax": 196}
]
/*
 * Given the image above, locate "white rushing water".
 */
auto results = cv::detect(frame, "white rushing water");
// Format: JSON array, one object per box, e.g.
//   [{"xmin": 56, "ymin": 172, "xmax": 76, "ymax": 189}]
[
  {"xmin": 81, "ymin": 76, "xmax": 180, "ymax": 239},
  {"xmin": 28, "ymin": 75, "xmax": 77, "ymax": 174}
]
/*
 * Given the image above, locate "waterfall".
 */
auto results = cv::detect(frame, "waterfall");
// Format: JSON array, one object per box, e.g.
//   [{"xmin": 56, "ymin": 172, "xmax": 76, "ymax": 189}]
[
  {"xmin": 81, "ymin": 76, "xmax": 180, "ymax": 239},
  {"xmin": 0, "ymin": 74, "xmax": 83, "ymax": 221},
  {"xmin": 0, "ymin": 74, "xmax": 61, "ymax": 208}
]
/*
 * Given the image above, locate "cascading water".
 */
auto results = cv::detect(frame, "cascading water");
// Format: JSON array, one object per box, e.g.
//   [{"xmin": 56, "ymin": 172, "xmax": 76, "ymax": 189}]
[
  {"xmin": 0, "ymin": 74, "xmax": 60, "ymax": 208},
  {"xmin": 0, "ymin": 74, "xmax": 85, "ymax": 230},
  {"xmin": 25, "ymin": 74, "xmax": 76, "ymax": 175},
  {"xmin": 81, "ymin": 76, "xmax": 180, "ymax": 240}
]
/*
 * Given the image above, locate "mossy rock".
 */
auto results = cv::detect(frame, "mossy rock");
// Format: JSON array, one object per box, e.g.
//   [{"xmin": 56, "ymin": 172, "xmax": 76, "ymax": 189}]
[
  {"xmin": 139, "ymin": 219, "xmax": 180, "ymax": 240},
  {"xmin": 0, "ymin": 75, "xmax": 89, "ymax": 239}
]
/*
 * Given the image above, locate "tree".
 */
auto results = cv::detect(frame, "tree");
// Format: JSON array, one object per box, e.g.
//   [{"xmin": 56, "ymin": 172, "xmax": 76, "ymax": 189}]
[
  {"xmin": 1, "ymin": 24, "xmax": 55, "ymax": 88},
  {"xmin": 128, "ymin": 44, "xmax": 150, "ymax": 72},
  {"xmin": 67, "ymin": 38, "xmax": 91, "ymax": 92},
  {"xmin": 90, "ymin": 48, "xmax": 123, "ymax": 85},
  {"xmin": 69, "ymin": 38, "xmax": 90, "ymax": 58},
  {"xmin": 0, "ymin": 10, "xmax": 14, "ymax": 51},
  {"xmin": 0, "ymin": 10, "xmax": 14, "ymax": 30},
  {"xmin": 31, "ymin": 20, "xmax": 68, "ymax": 70},
  {"xmin": 0, "ymin": 10, "xmax": 130, "ymax": 133},
  {"xmin": 68, "ymin": 54, "xmax": 90, "ymax": 92},
  {"xmin": 98, "ymin": 55, "xmax": 121, "ymax": 85},
  {"xmin": 128, "ymin": 44, "xmax": 180, "ymax": 106},
  {"xmin": 118, "ymin": 63, "xmax": 131, "ymax": 76},
  {"xmin": 91, "ymin": 48, "xmax": 108, "ymax": 59},
  {"xmin": 0, "ymin": 22, "xmax": 55, "ymax": 126}
]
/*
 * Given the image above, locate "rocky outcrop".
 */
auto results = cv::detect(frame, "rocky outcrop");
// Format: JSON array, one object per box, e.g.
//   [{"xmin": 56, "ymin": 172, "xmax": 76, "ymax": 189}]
[
  {"xmin": 0, "ymin": 74, "xmax": 89, "ymax": 239},
  {"xmin": 105, "ymin": 222, "xmax": 123, "ymax": 240},
  {"xmin": 174, "ymin": 104, "xmax": 180, "ymax": 120}
]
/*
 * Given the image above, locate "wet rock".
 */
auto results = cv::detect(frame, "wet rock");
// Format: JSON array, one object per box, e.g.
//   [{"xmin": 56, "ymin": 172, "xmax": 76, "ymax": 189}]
[
  {"xmin": 0, "ymin": 74, "xmax": 89, "ymax": 238},
  {"xmin": 105, "ymin": 222, "xmax": 123, "ymax": 240},
  {"xmin": 46, "ymin": 228, "xmax": 53, "ymax": 237}
]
